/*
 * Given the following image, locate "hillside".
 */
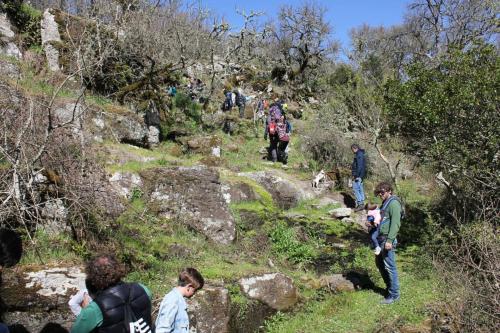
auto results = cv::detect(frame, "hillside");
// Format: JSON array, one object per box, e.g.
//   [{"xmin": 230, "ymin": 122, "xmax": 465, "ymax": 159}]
[{"xmin": 0, "ymin": 1, "xmax": 498, "ymax": 333}]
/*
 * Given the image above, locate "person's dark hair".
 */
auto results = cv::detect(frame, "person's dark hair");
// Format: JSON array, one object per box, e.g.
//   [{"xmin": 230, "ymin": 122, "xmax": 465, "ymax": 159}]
[
  {"xmin": 85, "ymin": 278, "xmax": 99, "ymax": 299},
  {"xmin": 374, "ymin": 182, "xmax": 393, "ymax": 195},
  {"xmin": 39, "ymin": 323, "xmax": 68, "ymax": 333},
  {"xmin": 365, "ymin": 203, "xmax": 378, "ymax": 211},
  {"xmin": 7, "ymin": 324, "xmax": 31, "ymax": 333},
  {"xmin": 0, "ymin": 229, "xmax": 23, "ymax": 267},
  {"xmin": 85, "ymin": 254, "xmax": 126, "ymax": 291},
  {"xmin": 351, "ymin": 143, "xmax": 360, "ymax": 150},
  {"xmin": 178, "ymin": 267, "xmax": 204, "ymax": 290}
]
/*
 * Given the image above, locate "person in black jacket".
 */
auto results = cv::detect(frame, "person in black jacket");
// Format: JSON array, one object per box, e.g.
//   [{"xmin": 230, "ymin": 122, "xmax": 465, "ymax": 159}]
[
  {"xmin": 351, "ymin": 144, "xmax": 367, "ymax": 211},
  {"xmin": 71, "ymin": 254, "xmax": 152, "ymax": 333}
]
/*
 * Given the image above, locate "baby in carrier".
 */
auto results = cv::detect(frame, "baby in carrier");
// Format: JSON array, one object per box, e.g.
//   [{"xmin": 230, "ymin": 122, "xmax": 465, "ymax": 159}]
[{"xmin": 365, "ymin": 203, "xmax": 382, "ymax": 255}]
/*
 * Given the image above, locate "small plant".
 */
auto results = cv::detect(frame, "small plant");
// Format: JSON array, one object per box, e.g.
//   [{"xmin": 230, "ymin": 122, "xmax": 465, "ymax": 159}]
[
  {"xmin": 269, "ymin": 221, "xmax": 319, "ymax": 264},
  {"xmin": 130, "ymin": 187, "xmax": 144, "ymax": 201}
]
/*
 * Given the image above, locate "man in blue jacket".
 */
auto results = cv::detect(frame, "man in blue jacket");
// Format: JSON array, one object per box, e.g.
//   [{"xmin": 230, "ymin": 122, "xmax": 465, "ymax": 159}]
[{"xmin": 351, "ymin": 144, "xmax": 366, "ymax": 211}]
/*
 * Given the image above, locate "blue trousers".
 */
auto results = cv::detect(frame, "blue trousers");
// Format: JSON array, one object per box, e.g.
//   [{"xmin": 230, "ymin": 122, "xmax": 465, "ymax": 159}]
[
  {"xmin": 353, "ymin": 178, "xmax": 365, "ymax": 206},
  {"xmin": 375, "ymin": 246, "xmax": 400, "ymax": 299}
]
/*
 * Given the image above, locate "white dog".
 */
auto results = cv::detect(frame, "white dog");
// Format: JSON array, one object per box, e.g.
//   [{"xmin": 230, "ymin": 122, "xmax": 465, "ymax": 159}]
[{"xmin": 312, "ymin": 169, "xmax": 326, "ymax": 188}]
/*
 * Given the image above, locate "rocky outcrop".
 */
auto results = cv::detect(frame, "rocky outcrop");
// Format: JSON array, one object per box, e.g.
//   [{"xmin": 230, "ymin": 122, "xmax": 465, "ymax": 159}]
[
  {"xmin": 0, "ymin": 13, "xmax": 22, "ymax": 59},
  {"xmin": 183, "ymin": 135, "xmax": 222, "ymax": 154},
  {"xmin": 142, "ymin": 166, "xmax": 236, "ymax": 245},
  {"xmin": 240, "ymin": 171, "xmax": 315, "ymax": 209},
  {"xmin": 188, "ymin": 286, "xmax": 231, "ymax": 333},
  {"xmin": 239, "ymin": 273, "xmax": 298, "ymax": 311},
  {"xmin": 41, "ymin": 9, "xmax": 61, "ymax": 71},
  {"xmin": 0, "ymin": 58, "xmax": 21, "ymax": 79},
  {"xmin": 221, "ymin": 182, "xmax": 259, "ymax": 204},
  {"xmin": 109, "ymin": 172, "xmax": 142, "ymax": 198},
  {"xmin": 40, "ymin": 198, "xmax": 70, "ymax": 235},
  {"xmin": 1, "ymin": 266, "xmax": 85, "ymax": 331}
]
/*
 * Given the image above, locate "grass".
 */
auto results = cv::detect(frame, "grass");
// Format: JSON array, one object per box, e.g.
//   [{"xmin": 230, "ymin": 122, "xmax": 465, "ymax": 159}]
[{"xmin": 264, "ymin": 247, "xmax": 440, "ymax": 333}]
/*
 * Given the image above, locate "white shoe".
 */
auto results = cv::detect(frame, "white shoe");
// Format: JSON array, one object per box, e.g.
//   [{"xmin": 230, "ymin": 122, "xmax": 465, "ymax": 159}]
[{"xmin": 374, "ymin": 246, "xmax": 381, "ymax": 255}]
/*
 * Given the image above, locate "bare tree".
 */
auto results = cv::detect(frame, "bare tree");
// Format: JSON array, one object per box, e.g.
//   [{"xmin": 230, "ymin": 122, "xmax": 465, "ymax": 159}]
[{"xmin": 268, "ymin": 2, "xmax": 338, "ymax": 83}]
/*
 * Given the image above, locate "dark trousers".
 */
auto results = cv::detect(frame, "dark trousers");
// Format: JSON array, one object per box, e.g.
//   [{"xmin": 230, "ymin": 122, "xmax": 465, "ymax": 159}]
[
  {"xmin": 278, "ymin": 140, "xmax": 289, "ymax": 164},
  {"xmin": 268, "ymin": 136, "xmax": 279, "ymax": 162}
]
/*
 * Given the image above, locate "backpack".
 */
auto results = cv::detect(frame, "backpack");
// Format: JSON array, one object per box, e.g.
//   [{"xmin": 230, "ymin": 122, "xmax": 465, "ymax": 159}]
[
  {"xmin": 268, "ymin": 121, "xmax": 277, "ymax": 135},
  {"xmin": 381, "ymin": 195, "xmax": 406, "ymax": 220},
  {"xmin": 269, "ymin": 105, "xmax": 282, "ymax": 120}
]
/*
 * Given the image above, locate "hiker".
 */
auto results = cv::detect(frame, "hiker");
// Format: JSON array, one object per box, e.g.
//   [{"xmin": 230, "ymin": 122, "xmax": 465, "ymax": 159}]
[
  {"xmin": 351, "ymin": 144, "xmax": 366, "ymax": 211},
  {"xmin": 0, "ymin": 228, "xmax": 23, "ymax": 271},
  {"xmin": 155, "ymin": 268, "xmax": 205, "ymax": 333},
  {"xmin": 222, "ymin": 90, "xmax": 233, "ymax": 112},
  {"xmin": 71, "ymin": 254, "xmax": 153, "ymax": 333},
  {"xmin": 264, "ymin": 104, "xmax": 282, "ymax": 162},
  {"xmin": 276, "ymin": 114, "xmax": 291, "ymax": 165},
  {"xmin": 235, "ymin": 89, "xmax": 246, "ymax": 118},
  {"xmin": 167, "ymin": 86, "xmax": 177, "ymax": 97},
  {"xmin": 68, "ymin": 279, "xmax": 98, "ymax": 317},
  {"xmin": 365, "ymin": 203, "xmax": 382, "ymax": 255},
  {"xmin": 374, "ymin": 182, "xmax": 402, "ymax": 304}
]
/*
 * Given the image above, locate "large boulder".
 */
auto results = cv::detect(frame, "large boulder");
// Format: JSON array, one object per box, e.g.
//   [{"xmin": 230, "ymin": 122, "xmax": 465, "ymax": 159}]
[
  {"xmin": 240, "ymin": 171, "xmax": 315, "ymax": 209},
  {"xmin": 141, "ymin": 166, "xmax": 236, "ymax": 245},
  {"xmin": 188, "ymin": 286, "xmax": 231, "ymax": 333},
  {"xmin": 221, "ymin": 182, "xmax": 259, "ymax": 204},
  {"xmin": 239, "ymin": 273, "xmax": 298, "ymax": 311},
  {"xmin": 0, "ymin": 13, "xmax": 22, "ymax": 59},
  {"xmin": 183, "ymin": 135, "xmax": 222, "ymax": 154},
  {"xmin": 41, "ymin": 9, "xmax": 61, "ymax": 71},
  {"xmin": 0, "ymin": 266, "xmax": 85, "ymax": 331}
]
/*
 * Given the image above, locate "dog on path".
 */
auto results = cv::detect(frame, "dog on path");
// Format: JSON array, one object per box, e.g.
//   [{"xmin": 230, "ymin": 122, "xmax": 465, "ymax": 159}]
[{"xmin": 312, "ymin": 169, "xmax": 326, "ymax": 188}]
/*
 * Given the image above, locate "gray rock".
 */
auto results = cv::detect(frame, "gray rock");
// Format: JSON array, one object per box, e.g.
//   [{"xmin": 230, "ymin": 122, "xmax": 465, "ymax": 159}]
[
  {"xmin": 0, "ymin": 13, "xmax": 22, "ymax": 59},
  {"xmin": 341, "ymin": 217, "xmax": 355, "ymax": 223},
  {"xmin": 1, "ymin": 266, "xmax": 85, "ymax": 331},
  {"xmin": 41, "ymin": 9, "xmax": 61, "ymax": 71},
  {"xmin": 0, "ymin": 58, "xmax": 21, "ymax": 79},
  {"xmin": 188, "ymin": 286, "xmax": 230, "ymax": 333},
  {"xmin": 107, "ymin": 113, "xmax": 149, "ymax": 147},
  {"xmin": 109, "ymin": 171, "xmax": 142, "ymax": 198},
  {"xmin": 239, "ymin": 273, "xmax": 298, "ymax": 311},
  {"xmin": 142, "ymin": 166, "xmax": 236, "ymax": 245},
  {"xmin": 240, "ymin": 171, "xmax": 315, "ymax": 209},
  {"xmin": 221, "ymin": 182, "xmax": 259, "ymax": 204},
  {"xmin": 40, "ymin": 198, "xmax": 70, "ymax": 235},
  {"xmin": 148, "ymin": 126, "xmax": 160, "ymax": 146},
  {"xmin": 54, "ymin": 102, "xmax": 85, "ymax": 130},
  {"xmin": 329, "ymin": 207, "xmax": 352, "ymax": 218},
  {"xmin": 319, "ymin": 274, "xmax": 356, "ymax": 292}
]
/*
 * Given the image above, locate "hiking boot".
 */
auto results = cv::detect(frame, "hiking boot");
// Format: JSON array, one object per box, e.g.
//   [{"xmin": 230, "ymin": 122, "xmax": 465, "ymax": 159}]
[
  {"xmin": 354, "ymin": 205, "xmax": 364, "ymax": 212},
  {"xmin": 380, "ymin": 296, "xmax": 400, "ymax": 305}
]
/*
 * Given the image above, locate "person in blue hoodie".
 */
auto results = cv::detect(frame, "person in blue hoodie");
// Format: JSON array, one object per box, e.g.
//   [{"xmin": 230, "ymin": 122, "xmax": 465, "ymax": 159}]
[{"xmin": 351, "ymin": 144, "xmax": 366, "ymax": 211}]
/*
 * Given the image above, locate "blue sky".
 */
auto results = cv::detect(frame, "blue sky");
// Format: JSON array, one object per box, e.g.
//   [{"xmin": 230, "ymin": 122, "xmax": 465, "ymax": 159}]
[{"xmin": 201, "ymin": 0, "xmax": 411, "ymax": 51}]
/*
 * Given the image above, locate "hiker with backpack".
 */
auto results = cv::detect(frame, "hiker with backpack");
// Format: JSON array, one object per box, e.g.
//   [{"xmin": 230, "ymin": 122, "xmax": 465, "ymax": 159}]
[
  {"xmin": 222, "ymin": 90, "xmax": 233, "ymax": 112},
  {"xmin": 264, "ymin": 104, "xmax": 282, "ymax": 162},
  {"xmin": 276, "ymin": 114, "xmax": 292, "ymax": 165},
  {"xmin": 374, "ymin": 182, "xmax": 403, "ymax": 305},
  {"xmin": 71, "ymin": 254, "xmax": 153, "ymax": 333},
  {"xmin": 235, "ymin": 89, "xmax": 246, "ymax": 118}
]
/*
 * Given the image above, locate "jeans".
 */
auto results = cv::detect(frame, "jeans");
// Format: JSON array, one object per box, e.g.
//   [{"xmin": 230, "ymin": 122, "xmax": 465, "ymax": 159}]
[
  {"xmin": 375, "ymin": 245, "xmax": 400, "ymax": 299},
  {"xmin": 353, "ymin": 178, "xmax": 365, "ymax": 206},
  {"xmin": 369, "ymin": 226, "xmax": 380, "ymax": 249}
]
